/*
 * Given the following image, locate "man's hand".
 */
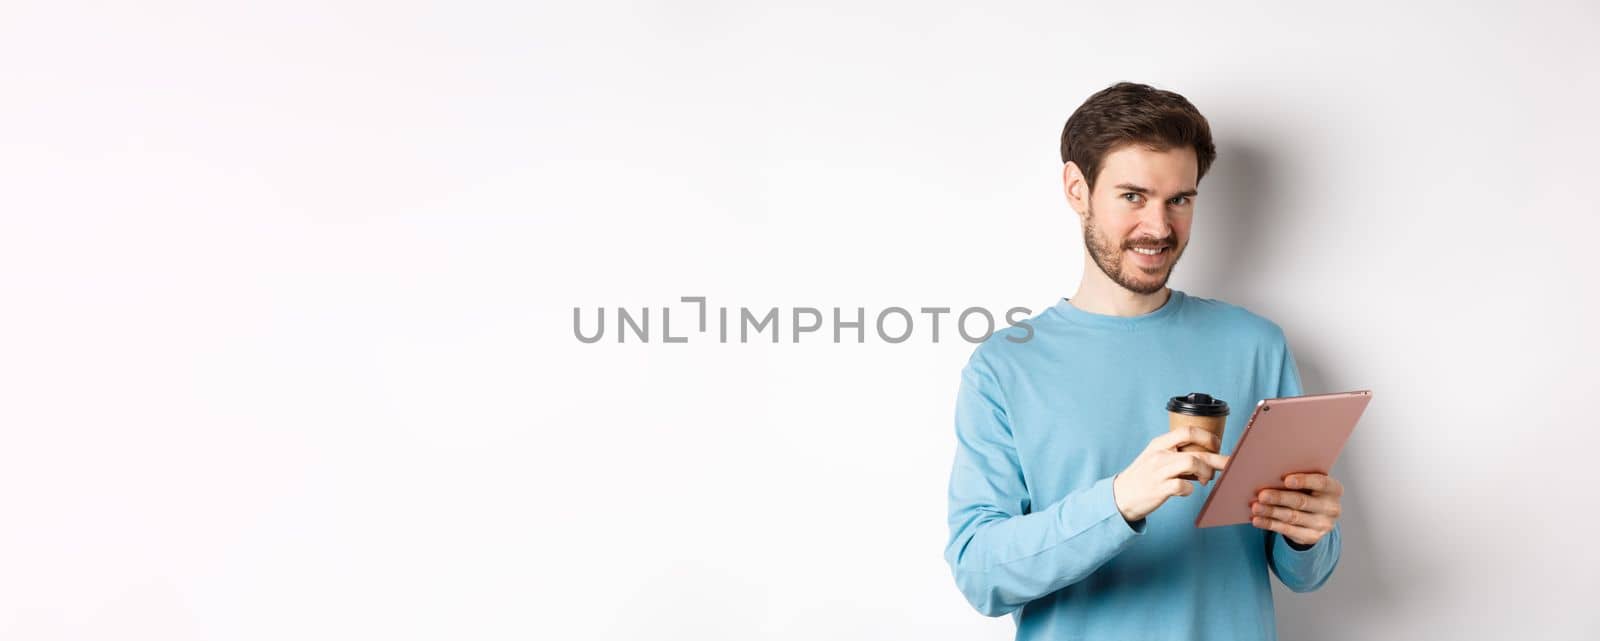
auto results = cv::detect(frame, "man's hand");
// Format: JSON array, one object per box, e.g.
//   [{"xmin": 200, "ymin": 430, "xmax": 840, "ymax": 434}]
[
  {"xmin": 1112, "ymin": 427, "xmax": 1231, "ymax": 523},
  {"xmin": 1251, "ymin": 473, "xmax": 1343, "ymax": 547}
]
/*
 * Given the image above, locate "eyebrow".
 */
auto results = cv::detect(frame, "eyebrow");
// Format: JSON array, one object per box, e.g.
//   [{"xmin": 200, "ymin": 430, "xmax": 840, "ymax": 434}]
[{"xmin": 1113, "ymin": 183, "xmax": 1198, "ymax": 198}]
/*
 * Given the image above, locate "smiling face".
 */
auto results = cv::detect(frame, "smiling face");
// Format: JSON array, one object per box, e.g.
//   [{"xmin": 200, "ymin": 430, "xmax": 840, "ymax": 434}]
[{"xmin": 1065, "ymin": 143, "xmax": 1199, "ymax": 295}]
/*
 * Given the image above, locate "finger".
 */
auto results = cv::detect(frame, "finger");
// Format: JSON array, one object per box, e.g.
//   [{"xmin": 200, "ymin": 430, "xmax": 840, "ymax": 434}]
[
  {"xmin": 1162, "ymin": 452, "xmax": 1215, "ymax": 485},
  {"xmin": 1257, "ymin": 489, "xmax": 1341, "ymax": 516},
  {"xmin": 1156, "ymin": 452, "xmax": 1199, "ymax": 483},
  {"xmin": 1285, "ymin": 473, "xmax": 1344, "ymax": 497},
  {"xmin": 1166, "ymin": 477, "xmax": 1196, "ymax": 497},
  {"xmin": 1250, "ymin": 502, "xmax": 1335, "ymax": 530},
  {"xmin": 1185, "ymin": 452, "xmax": 1231, "ymax": 484},
  {"xmin": 1251, "ymin": 515, "xmax": 1325, "ymax": 545},
  {"xmin": 1197, "ymin": 452, "xmax": 1230, "ymax": 472},
  {"xmin": 1258, "ymin": 489, "xmax": 1331, "ymax": 512},
  {"xmin": 1153, "ymin": 426, "xmax": 1217, "ymax": 452},
  {"xmin": 1152, "ymin": 426, "xmax": 1219, "ymax": 453}
]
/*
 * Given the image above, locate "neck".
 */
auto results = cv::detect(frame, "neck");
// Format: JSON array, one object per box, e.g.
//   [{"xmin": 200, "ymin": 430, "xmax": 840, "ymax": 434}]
[{"xmin": 1068, "ymin": 257, "xmax": 1172, "ymax": 317}]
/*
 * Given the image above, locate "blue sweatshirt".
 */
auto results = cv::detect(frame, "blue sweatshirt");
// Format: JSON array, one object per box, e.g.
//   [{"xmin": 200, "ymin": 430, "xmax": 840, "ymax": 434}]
[{"xmin": 944, "ymin": 289, "xmax": 1339, "ymax": 640}]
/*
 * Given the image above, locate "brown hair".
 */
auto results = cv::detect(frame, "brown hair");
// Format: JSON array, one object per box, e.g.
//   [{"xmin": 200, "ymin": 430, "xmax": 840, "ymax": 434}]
[{"xmin": 1060, "ymin": 82, "xmax": 1217, "ymax": 192}]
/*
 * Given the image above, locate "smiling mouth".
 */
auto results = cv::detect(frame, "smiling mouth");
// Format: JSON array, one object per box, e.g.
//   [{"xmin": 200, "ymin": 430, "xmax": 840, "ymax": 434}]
[{"xmin": 1129, "ymin": 246, "xmax": 1169, "ymax": 256}]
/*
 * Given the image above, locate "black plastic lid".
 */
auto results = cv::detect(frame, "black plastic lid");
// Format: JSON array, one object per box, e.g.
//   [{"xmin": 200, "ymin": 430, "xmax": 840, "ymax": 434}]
[{"xmin": 1167, "ymin": 392, "xmax": 1229, "ymax": 417}]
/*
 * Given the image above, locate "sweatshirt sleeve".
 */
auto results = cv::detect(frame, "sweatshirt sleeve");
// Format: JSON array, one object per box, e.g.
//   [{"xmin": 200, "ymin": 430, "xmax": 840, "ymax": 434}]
[
  {"xmin": 943, "ymin": 354, "xmax": 1144, "ymax": 617},
  {"xmin": 1263, "ymin": 336, "xmax": 1342, "ymax": 592}
]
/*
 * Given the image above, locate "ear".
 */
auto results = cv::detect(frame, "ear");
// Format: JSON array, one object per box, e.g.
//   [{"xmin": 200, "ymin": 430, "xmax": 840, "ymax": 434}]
[{"xmin": 1062, "ymin": 161, "xmax": 1091, "ymax": 219}]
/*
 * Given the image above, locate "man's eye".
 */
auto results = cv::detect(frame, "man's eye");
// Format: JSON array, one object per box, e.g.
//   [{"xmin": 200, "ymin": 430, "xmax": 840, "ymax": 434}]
[
  {"xmin": 1121, "ymin": 193, "xmax": 1142, "ymax": 203},
  {"xmin": 1169, "ymin": 196, "xmax": 1190, "ymax": 206}
]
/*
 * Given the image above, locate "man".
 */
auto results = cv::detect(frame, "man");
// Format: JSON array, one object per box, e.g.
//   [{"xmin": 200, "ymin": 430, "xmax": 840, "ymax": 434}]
[{"xmin": 943, "ymin": 82, "xmax": 1343, "ymax": 640}]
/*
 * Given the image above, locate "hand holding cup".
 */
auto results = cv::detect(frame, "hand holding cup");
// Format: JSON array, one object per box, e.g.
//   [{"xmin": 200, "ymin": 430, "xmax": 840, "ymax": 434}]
[{"xmin": 1111, "ymin": 426, "xmax": 1231, "ymax": 523}]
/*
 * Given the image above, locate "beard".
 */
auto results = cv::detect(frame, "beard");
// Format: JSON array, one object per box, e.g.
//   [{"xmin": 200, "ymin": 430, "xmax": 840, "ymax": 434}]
[{"xmin": 1082, "ymin": 204, "xmax": 1184, "ymax": 295}]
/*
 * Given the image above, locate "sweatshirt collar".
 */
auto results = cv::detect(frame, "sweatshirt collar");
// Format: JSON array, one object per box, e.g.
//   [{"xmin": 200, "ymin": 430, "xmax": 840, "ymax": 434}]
[{"xmin": 1053, "ymin": 289, "xmax": 1186, "ymax": 330}]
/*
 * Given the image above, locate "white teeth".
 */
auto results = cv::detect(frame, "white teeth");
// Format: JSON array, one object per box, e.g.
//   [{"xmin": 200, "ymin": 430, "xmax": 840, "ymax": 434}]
[{"xmin": 1132, "ymin": 247, "xmax": 1165, "ymax": 255}]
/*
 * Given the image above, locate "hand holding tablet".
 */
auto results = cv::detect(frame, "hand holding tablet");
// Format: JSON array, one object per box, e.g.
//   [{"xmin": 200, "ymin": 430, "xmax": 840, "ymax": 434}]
[
  {"xmin": 1252, "ymin": 471, "xmax": 1346, "ymax": 547},
  {"xmin": 1195, "ymin": 390, "xmax": 1372, "ymax": 530}
]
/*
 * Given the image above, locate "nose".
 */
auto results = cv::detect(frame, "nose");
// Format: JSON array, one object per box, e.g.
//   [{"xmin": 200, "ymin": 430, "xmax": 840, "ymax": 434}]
[{"xmin": 1136, "ymin": 201, "xmax": 1174, "ymax": 240}]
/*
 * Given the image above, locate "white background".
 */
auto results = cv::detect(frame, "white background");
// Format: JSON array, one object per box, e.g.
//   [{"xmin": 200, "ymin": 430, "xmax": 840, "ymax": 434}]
[{"xmin": 2, "ymin": 1, "xmax": 1596, "ymax": 639}]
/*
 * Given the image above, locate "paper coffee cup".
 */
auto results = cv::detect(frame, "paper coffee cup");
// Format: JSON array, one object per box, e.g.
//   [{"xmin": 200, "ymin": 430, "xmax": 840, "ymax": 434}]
[{"xmin": 1167, "ymin": 393, "xmax": 1230, "ymax": 480}]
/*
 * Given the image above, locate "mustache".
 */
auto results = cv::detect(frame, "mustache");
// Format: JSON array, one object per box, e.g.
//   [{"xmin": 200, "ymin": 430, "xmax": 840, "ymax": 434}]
[{"xmin": 1124, "ymin": 237, "xmax": 1177, "ymax": 250}]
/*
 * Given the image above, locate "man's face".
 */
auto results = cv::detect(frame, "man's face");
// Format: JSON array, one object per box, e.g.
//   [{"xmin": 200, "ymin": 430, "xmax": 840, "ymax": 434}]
[{"xmin": 1073, "ymin": 144, "xmax": 1199, "ymax": 295}]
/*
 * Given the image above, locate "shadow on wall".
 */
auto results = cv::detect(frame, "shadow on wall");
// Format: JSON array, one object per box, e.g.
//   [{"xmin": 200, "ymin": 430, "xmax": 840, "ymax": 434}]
[
  {"xmin": 1269, "ymin": 356, "xmax": 1396, "ymax": 640},
  {"xmin": 1180, "ymin": 140, "xmax": 1282, "ymax": 313},
  {"xmin": 1184, "ymin": 138, "xmax": 1399, "ymax": 640}
]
